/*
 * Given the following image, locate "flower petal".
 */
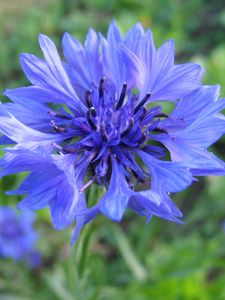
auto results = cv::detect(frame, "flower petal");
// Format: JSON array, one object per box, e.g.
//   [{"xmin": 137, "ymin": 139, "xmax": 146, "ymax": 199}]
[
  {"xmin": 138, "ymin": 151, "xmax": 194, "ymax": 192},
  {"xmin": 38, "ymin": 34, "xmax": 76, "ymax": 96},
  {"xmin": 99, "ymin": 158, "xmax": 133, "ymax": 221}
]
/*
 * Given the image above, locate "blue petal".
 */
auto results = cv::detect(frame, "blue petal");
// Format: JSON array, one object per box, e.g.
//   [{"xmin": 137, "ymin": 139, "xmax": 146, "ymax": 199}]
[
  {"xmin": 167, "ymin": 85, "xmax": 220, "ymax": 128},
  {"xmin": 84, "ymin": 28, "xmax": 103, "ymax": 84},
  {"xmin": 0, "ymin": 135, "xmax": 15, "ymax": 145},
  {"xmin": 18, "ymin": 188, "xmax": 56, "ymax": 210},
  {"xmin": 10, "ymin": 170, "xmax": 62, "ymax": 210},
  {"xmin": 129, "ymin": 190, "xmax": 183, "ymax": 224},
  {"xmin": 140, "ymin": 29, "xmax": 156, "ymax": 71},
  {"xmin": 49, "ymin": 155, "xmax": 90, "ymax": 229},
  {"xmin": 38, "ymin": 34, "xmax": 77, "ymax": 97},
  {"xmin": 140, "ymin": 39, "xmax": 175, "ymax": 98},
  {"xmin": 196, "ymin": 97, "xmax": 225, "ymax": 120},
  {"xmin": 161, "ymin": 98, "xmax": 225, "ymax": 150},
  {"xmin": 99, "ymin": 158, "xmax": 133, "ymax": 221},
  {"xmin": 3, "ymin": 148, "xmax": 89, "ymax": 230},
  {"xmin": 155, "ymin": 134, "xmax": 225, "ymax": 175},
  {"xmin": 124, "ymin": 22, "xmax": 145, "ymax": 55},
  {"xmin": 150, "ymin": 63, "xmax": 202, "ymax": 101},
  {"xmin": 20, "ymin": 50, "xmax": 84, "ymax": 112},
  {"xmin": 8, "ymin": 169, "xmax": 61, "ymax": 195},
  {"xmin": 138, "ymin": 150, "xmax": 194, "ymax": 192},
  {"xmin": 181, "ymin": 116, "xmax": 225, "ymax": 149},
  {"xmin": 0, "ymin": 150, "xmax": 52, "ymax": 177},
  {"xmin": 71, "ymin": 205, "xmax": 99, "ymax": 244},
  {"xmin": 49, "ymin": 180, "xmax": 78, "ymax": 229},
  {"xmin": 62, "ymin": 32, "xmax": 91, "ymax": 87},
  {"xmin": 4, "ymin": 101, "xmax": 53, "ymax": 132},
  {"xmin": 5, "ymin": 86, "xmax": 81, "ymax": 110},
  {"xmin": 138, "ymin": 36, "xmax": 202, "ymax": 101},
  {"xmin": 0, "ymin": 104, "xmax": 65, "ymax": 150},
  {"xmin": 119, "ymin": 44, "xmax": 145, "ymax": 90},
  {"xmin": 106, "ymin": 20, "xmax": 123, "ymax": 93},
  {"xmin": 20, "ymin": 53, "xmax": 53, "ymax": 87},
  {"xmin": 152, "ymin": 39, "xmax": 175, "ymax": 76},
  {"xmin": 158, "ymin": 86, "xmax": 220, "ymax": 131}
]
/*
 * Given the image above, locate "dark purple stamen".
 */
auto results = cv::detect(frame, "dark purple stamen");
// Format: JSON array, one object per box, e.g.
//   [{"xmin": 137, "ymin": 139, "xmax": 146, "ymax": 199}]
[
  {"xmin": 126, "ymin": 176, "xmax": 134, "ymax": 189},
  {"xmin": 48, "ymin": 110, "xmax": 71, "ymax": 120},
  {"xmin": 86, "ymin": 108, "xmax": 97, "ymax": 130},
  {"xmin": 154, "ymin": 128, "xmax": 168, "ymax": 133},
  {"xmin": 89, "ymin": 106, "xmax": 97, "ymax": 118},
  {"xmin": 140, "ymin": 107, "xmax": 147, "ymax": 121},
  {"xmin": 51, "ymin": 120, "xmax": 67, "ymax": 133},
  {"xmin": 85, "ymin": 90, "xmax": 92, "ymax": 108},
  {"xmin": 99, "ymin": 78, "xmax": 105, "ymax": 98},
  {"xmin": 131, "ymin": 170, "xmax": 145, "ymax": 183},
  {"xmin": 53, "ymin": 126, "xmax": 67, "ymax": 133},
  {"xmin": 82, "ymin": 146, "xmax": 94, "ymax": 151},
  {"xmin": 116, "ymin": 82, "xmax": 127, "ymax": 110},
  {"xmin": 134, "ymin": 93, "xmax": 151, "ymax": 114},
  {"xmin": 120, "ymin": 118, "xmax": 134, "ymax": 137},
  {"xmin": 138, "ymin": 133, "xmax": 147, "ymax": 145},
  {"xmin": 100, "ymin": 123, "xmax": 108, "ymax": 142},
  {"xmin": 52, "ymin": 143, "xmax": 78, "ymax": 154},
  {"xmin": 62, "ymin": 147, "xmax": 77, "ymax": 153},
  {"xmin": 154, "ymin": 113, "xmax": 168, "ymax": 118}
]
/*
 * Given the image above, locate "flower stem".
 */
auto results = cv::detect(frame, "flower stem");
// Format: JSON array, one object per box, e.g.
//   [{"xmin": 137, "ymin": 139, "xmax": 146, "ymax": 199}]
[
  {"xmin": 111, "ymin": 224, "xmax": 148, "ymax": 281},
  {"xmin": 76, "ymin": 222, "xmax": 93, "ymax": 279}
]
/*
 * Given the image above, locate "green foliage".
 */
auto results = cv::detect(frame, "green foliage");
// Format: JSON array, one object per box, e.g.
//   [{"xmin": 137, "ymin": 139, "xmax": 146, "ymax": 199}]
[{"xmin": 0, "ymin": 0, "xmax": 225, "ymax": 299}]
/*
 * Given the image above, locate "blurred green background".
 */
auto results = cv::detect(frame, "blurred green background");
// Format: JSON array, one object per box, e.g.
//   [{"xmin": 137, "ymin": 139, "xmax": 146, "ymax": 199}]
[{"xmin": 0, "ymin": 0, "xmax": 225, "ymax": 299}]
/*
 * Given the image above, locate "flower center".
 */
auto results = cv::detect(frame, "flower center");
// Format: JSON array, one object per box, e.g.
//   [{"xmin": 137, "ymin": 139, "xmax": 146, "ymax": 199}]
[
  {"xmin": 51, "ymin": 78, "xmax": 168, "ymax": 190},
  {"xmin": 83, "ymin": 79, "xmax": 156, "ymax": 148}
]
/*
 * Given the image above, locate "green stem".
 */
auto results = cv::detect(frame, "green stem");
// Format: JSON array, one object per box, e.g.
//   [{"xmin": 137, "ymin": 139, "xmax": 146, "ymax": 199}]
[
  {"xmin": 76, "ymin": 222, "xmax": 93, "ymax": 279},
  {"xmin": 72, "ymin": 185, "xmax": 103, "ymax": 298},
  {"xmin": 111, "ymin": 224, "xmax": 148, "ymax": 281},
  {"xmin": 67, "ymin": 224, "xmax": 93, "ymax": 300}
]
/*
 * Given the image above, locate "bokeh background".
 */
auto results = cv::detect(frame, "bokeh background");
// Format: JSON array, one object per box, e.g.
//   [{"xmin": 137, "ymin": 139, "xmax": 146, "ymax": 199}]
[{"xmin": 0, "ymin": 0, "xmax": 225, "ymax": 299}]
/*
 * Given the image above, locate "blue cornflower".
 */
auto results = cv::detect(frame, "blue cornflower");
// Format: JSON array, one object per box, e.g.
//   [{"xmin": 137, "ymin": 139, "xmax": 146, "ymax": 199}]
[
  {"xmin": 0, "ymin": 21, "xmax": 225, "ymax": 243},
  {"xmin": 0, "ymin": 206, "xmax": 40, "ymax": 265}
]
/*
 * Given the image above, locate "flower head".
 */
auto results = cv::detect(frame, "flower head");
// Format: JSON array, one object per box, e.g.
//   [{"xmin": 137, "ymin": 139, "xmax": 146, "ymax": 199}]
[
  {"xmin": 0, "ymin": 206, "xmax": 40, "ymax": 264},
  {"xmin": 0, "ymin": 21, "xmax": 225, "ymax": 243}
]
